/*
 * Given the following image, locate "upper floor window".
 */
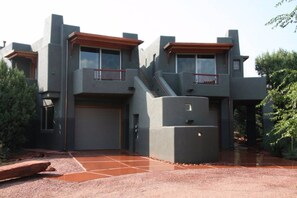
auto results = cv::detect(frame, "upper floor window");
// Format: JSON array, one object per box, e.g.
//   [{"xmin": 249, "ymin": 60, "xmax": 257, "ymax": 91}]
[
  {"xmin": 233, "ymin": 60, "xmax": 240, "ymax": 71},
  {"xmin": 196, "ymin": 55, "xmax": 216, "ymax": 75},
  {"xmin": 177, "ymin": 54, "xmax": 217, "ymax": 84},
  {"xmin": 176, "ymin": 54, "xmax": 196, "ymax": 73},
  {"xmin": 80, "ymin": 47, "xmax": 121, "ymax": 70}
]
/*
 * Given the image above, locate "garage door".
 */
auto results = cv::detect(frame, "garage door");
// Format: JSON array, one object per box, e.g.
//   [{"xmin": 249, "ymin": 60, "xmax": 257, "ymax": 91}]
[{"xmin": 75, "ymin": 107, "xmax": 121, "ymax": 150}]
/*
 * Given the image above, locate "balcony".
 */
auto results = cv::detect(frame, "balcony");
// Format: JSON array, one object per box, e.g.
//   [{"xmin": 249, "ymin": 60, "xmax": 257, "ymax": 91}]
[
  {"xmin": 231, "ymin": 77, "xmax": 267, "ymax": 100},
  {"xmin": 73, "ymin": 68, "xmax": 137, "ymax": 95},
  {"xmin": 172, "ymin": 72, "xmax": 230, "ymax": 97}
]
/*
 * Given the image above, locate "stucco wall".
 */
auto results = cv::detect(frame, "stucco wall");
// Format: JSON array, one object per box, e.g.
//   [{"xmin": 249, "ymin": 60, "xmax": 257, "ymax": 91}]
[{"xmin": 150, "ymin": 126, "xmax": 219, "ymax": 163}]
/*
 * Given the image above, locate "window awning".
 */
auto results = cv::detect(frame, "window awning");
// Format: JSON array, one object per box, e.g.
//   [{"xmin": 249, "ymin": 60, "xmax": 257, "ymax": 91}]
[
  {"xmin": 68, "ymin": 32, "xmax": 143, "ymax": 50},
  {"xmin": 5, "ymin": 50, "xmax": 38, "ymax": 79},
  {"xmin": 5, "ymin": 50, "xmax": 38, "ymax": 62},
  {"xmin": 164, "ymin": 42, "xmax": 233, "ymax": 55}
]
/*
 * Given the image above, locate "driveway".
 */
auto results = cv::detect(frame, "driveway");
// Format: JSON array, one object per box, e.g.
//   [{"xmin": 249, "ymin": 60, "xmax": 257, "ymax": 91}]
[
  {"xmin": 54, "ymin": 149, "xmax": 297, "ymax": 182},
  {"xmin": 1, "ymin": 148, "xmax": 297, "ymax": 197}
]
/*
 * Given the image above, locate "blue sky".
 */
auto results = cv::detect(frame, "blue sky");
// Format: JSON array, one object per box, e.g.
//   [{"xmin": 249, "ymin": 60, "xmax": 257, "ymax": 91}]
[{"xmin": 1, "ymin": 0, "xmax": 296, "ymax": 76}]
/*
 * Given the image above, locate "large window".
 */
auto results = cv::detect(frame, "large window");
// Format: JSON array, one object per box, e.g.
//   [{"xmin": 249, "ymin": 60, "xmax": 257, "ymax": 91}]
[
  {"xmin": 176, "ymin": 54, "xmax": 196, "ymax": 73},
  {"xmin": 41, "ymin": 99, "xmax": 54, "ymax": 130},
  {"xmin": 177, "ymin": 54, "xmax": 217, "ymax": 84},
  {"xmin": 80, "ymin": 47, "xmax": 121, "ymax": 70},
  {"xmin": 80, "ymin": 47, "xmax": 99, "ymax": 69},
  {"xmin": 80, "ymin": 47, "xmax": 122, "ymax": 80}
]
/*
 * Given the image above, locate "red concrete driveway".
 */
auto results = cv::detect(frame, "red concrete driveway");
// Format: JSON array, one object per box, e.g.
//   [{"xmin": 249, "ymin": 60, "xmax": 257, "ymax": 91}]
[{"xmin": 54, "ymin": 149, "xmax": 297, "ymax": 182}]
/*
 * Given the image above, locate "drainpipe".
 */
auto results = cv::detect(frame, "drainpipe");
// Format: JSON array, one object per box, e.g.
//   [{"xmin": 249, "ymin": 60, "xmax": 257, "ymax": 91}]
[
  {"xmin": 64, "ymin": 39, "xmax": 69, "ymax": 151},
  {"xmin": 228, "ymin": 49, "xmax": 234, "ymax": 149}
]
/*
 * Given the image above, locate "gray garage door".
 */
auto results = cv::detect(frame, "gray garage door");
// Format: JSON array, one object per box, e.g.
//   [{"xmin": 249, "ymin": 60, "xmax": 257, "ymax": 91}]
[{"xmin": 75, "ymin": 107, "xmax": 120, "ymax": 150}]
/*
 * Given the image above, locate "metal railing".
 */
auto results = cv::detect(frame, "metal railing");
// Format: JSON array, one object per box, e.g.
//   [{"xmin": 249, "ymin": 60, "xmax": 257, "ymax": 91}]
[
  {"xmin": 193, "ymin": 73, "xmax": 219, "ymax": 84},
  {"xmin": 94, "ymin": 68, "xmax": 126, "ymax": 81}
]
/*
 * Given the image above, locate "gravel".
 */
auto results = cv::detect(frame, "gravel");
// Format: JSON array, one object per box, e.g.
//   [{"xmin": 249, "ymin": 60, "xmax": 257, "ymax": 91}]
[{"xmin": 1, "ymin": 163, "xmax": 297, "ymax": 197}]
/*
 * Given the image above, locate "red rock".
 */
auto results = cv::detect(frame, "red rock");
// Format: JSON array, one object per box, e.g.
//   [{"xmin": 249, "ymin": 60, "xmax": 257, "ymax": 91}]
[
  {"xmin": 0, "ymin": 160, "xmax": 51, "ymax": 181},
  {"xmin": 45, "ymin": 166, "xmax": 56, "ymax": 172}
]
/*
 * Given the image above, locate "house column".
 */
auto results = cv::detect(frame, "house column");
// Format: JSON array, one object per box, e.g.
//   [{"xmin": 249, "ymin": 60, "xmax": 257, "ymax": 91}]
[{"xmin": 220, "ymin": 98, "xmax": 233, "ymax": 149}]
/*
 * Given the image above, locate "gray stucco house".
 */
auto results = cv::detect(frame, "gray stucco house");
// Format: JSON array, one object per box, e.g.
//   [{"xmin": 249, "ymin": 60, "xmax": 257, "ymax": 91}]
[{"xmin": 0, "ymin": 14, "xmax": 267, "ymax": 163}]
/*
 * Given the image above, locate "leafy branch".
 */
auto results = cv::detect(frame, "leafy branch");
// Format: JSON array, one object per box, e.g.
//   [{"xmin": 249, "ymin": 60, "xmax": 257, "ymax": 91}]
[{"xmin": 266, "ymin": 0, "xmax": 297, "ymax": 32}]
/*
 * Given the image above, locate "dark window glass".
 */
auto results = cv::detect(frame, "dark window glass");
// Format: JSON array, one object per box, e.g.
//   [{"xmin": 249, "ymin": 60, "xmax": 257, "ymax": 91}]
[
  {"xmin": 177, "ymin": 54, "xmax": 195, "ymax": 73},
  {"xmin": 80, "ymin": 47, "xmax": 99, "ymax": 69},
  {"xmin": 41, "ymin": 100, "xmax": 54, "ymax": 130},
  {"xmin": 101, "ymin": 49, "xmax": 120, "ymax": 70},
  {"xmin": 47, "ymin": 106, "xmax": 54, "ymax": 129}
]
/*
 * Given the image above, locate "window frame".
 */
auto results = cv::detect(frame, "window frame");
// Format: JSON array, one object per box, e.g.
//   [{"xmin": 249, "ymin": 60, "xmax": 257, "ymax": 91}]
[
  {"xmin": 80, "ymin": 46, "xmax": 122, "ymax": 70},
  {"xmin": 175, "ymin": 53, "xmax": 217, "ymax": 75}
]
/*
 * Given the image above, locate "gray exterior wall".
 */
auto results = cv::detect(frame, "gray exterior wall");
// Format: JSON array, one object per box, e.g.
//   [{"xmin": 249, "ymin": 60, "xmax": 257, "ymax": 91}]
[
  {"xmin": 129, "ymin": 77, "xmax": 219, "ymax": 163},
  {"xmin": 139, "ymin": 29, "xmax": 268, "ymax": 150},
  {"xmin": 0, "ymin": 14, "xmax": 269, "ymax": 163},
  {"xmin": 231, "ymin": 77, "xmax": 267, "ymax": 100},
  {"xmin": 73, "ymin": 68, "xmax": 137, "ymax": 95}
]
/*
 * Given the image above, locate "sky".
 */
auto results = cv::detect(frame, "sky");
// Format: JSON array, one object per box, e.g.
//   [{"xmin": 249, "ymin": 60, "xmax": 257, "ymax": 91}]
[{"xmin": 1, "ymin": 0, "xmax": 296, "ymax": 77}]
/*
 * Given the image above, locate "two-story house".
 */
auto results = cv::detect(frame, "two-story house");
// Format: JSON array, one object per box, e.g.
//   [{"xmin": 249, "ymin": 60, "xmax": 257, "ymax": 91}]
[{"xmin": 0, "ymin": 14, "xmax": 267, "ymax": 164}]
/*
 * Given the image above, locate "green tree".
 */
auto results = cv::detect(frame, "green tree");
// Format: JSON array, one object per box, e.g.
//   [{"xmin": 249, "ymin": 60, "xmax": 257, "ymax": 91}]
[
  {"xmin": 266, "ymin": 0, "xmax": 297, "ymax": 32},
  {"xmin": 255, "ymin": 49, "xmax": 297, "ymax": 86},
  {"xmin": 260, "ymin": 69, "xmax": 297, "ymax": 156},
  {"xmin": 256, "ymin": 1, "xmax": 297, "ymax": 157},
  {"xmin": 0, "ymin": 59, "xmax": 36, "ymax": 159}
]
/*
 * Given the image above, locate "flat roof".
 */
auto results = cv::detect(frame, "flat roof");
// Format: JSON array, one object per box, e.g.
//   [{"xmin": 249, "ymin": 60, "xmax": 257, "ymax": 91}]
[{"xmin": 68, "ymin": 32, "xmax": 143, "ymax": 50}]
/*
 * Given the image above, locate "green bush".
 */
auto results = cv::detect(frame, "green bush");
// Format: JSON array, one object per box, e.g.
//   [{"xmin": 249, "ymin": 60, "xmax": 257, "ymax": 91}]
[{"xmin": 0, "ymin": 59, "xmax": 36, "ymax": 157}]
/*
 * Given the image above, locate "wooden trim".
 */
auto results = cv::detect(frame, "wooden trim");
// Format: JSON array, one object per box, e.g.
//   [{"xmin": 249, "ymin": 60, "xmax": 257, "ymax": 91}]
[
  {"xmin": 75, "ymin": 104, "xmax": 122, "ymax": 109},
  {"xmin": 164, "ymin": 42, "xmax": 233, "ymax": 58},
  {"xmin": 5, "ymin": 50, "xmax": 38, "ymax": 79},
  {"xmin": 69, "ymin": 32, "xmax": 143, "ymax": 51},
  {"xmin": 5, "ymin": 50, "xmax": 38, "ymax": 60}
]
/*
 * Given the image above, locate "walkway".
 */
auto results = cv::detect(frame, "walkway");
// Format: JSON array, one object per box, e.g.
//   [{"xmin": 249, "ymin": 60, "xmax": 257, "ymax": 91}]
[{"xmin": 55, "ymin": 149, "xmax": 297, "ymax": 182}]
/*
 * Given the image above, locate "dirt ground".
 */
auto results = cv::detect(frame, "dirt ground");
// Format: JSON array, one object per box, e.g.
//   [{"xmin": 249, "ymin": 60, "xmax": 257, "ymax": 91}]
[{"xmin": 1, "ymin": 152, "xmax": 297, "ymax": 198}]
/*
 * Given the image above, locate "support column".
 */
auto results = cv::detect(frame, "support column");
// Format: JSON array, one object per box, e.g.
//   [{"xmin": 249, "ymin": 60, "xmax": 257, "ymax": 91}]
[
  {"xmin": 220, "ymin": 98, "xmax": 233, "ymax": 149},
  {"xmin": 246, "ymin": 104, "xmax": 257, "ymax": 146}
]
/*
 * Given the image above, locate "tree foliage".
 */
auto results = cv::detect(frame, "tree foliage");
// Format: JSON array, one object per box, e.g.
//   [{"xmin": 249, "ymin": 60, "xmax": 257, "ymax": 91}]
[
  {"xmin": 260, "ymin": 69, "xmax": 297, "ymax": 154},
  {"xmin": 266, "ymin": 0, "xmax": 297, "ymax": 32},
  {"xmin": 0, "ymin": 59, "xmax": 36, "ymax": 158},
  {"xmin": 255, "ymin": 49, "xmax": 297, "ymax": 86}
]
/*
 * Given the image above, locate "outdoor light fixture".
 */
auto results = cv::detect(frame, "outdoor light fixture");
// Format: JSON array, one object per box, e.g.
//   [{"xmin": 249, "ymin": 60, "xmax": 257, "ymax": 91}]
[
  {"xmin": 128, "ymin": 86, "xmax": 135, "ymax": 91},
  {"xmin": 187, "ymin": 88, "xmax": 194, "ymax": 93},
  {"xmin": 185, "ymin": 119, "xmax": 194, "ymax": 125}
]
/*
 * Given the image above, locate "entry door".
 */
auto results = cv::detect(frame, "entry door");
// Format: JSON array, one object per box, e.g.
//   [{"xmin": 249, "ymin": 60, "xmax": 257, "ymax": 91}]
[{"xmin": 75, "ymin": 107, "xmax": 121, "ymax": 150}]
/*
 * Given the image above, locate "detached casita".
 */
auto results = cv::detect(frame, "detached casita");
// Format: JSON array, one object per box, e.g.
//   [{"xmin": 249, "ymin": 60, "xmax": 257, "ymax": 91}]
[{"xmin": 0, "ymin": 14, "xmax": 267, "ymax": 163}]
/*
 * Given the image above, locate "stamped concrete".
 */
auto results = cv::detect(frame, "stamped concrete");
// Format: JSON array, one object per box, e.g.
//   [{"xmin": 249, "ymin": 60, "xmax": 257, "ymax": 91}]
[{"xmin": 54, "ymin": 149, "xmax": 297, "ymax": 182}]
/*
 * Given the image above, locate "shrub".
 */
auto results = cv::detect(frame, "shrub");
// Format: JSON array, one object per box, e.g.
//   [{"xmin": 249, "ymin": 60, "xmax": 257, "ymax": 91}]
[{"xmin": 0, "ymin": 59, "xmax": 36, "ymax": 157}]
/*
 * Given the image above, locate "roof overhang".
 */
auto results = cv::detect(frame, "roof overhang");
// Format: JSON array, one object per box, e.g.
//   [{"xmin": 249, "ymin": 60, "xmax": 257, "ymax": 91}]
[
  {"xmin": 242, "ymin": 55, "xmax": 249, "ymax": 62},
  {"xmin": 5, "ymin": 50, "xmax": 38, "ymax": 62},
  {"xmin": 68, "ymin": 32, "xmax": 143, "ymax": 50},
  {"xmin": 164, "ymin": 42, "xmax": 233, "ymax": 55}
]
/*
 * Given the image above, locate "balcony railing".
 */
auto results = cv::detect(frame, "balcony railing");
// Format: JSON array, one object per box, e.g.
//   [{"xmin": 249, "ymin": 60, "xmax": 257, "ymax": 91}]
[
  {"xmin": 193, "ymin": 73, "xmax": 219, "ymax": 84},
  {"xmin": 94, "ymin": 68, "xmax": 126, "ymax": 81}
]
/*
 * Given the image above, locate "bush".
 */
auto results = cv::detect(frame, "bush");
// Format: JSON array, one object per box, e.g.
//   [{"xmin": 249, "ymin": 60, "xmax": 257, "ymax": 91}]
[{"xmin": 0, "ymin": 59, "xmax": 36, "ymax": 157}]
